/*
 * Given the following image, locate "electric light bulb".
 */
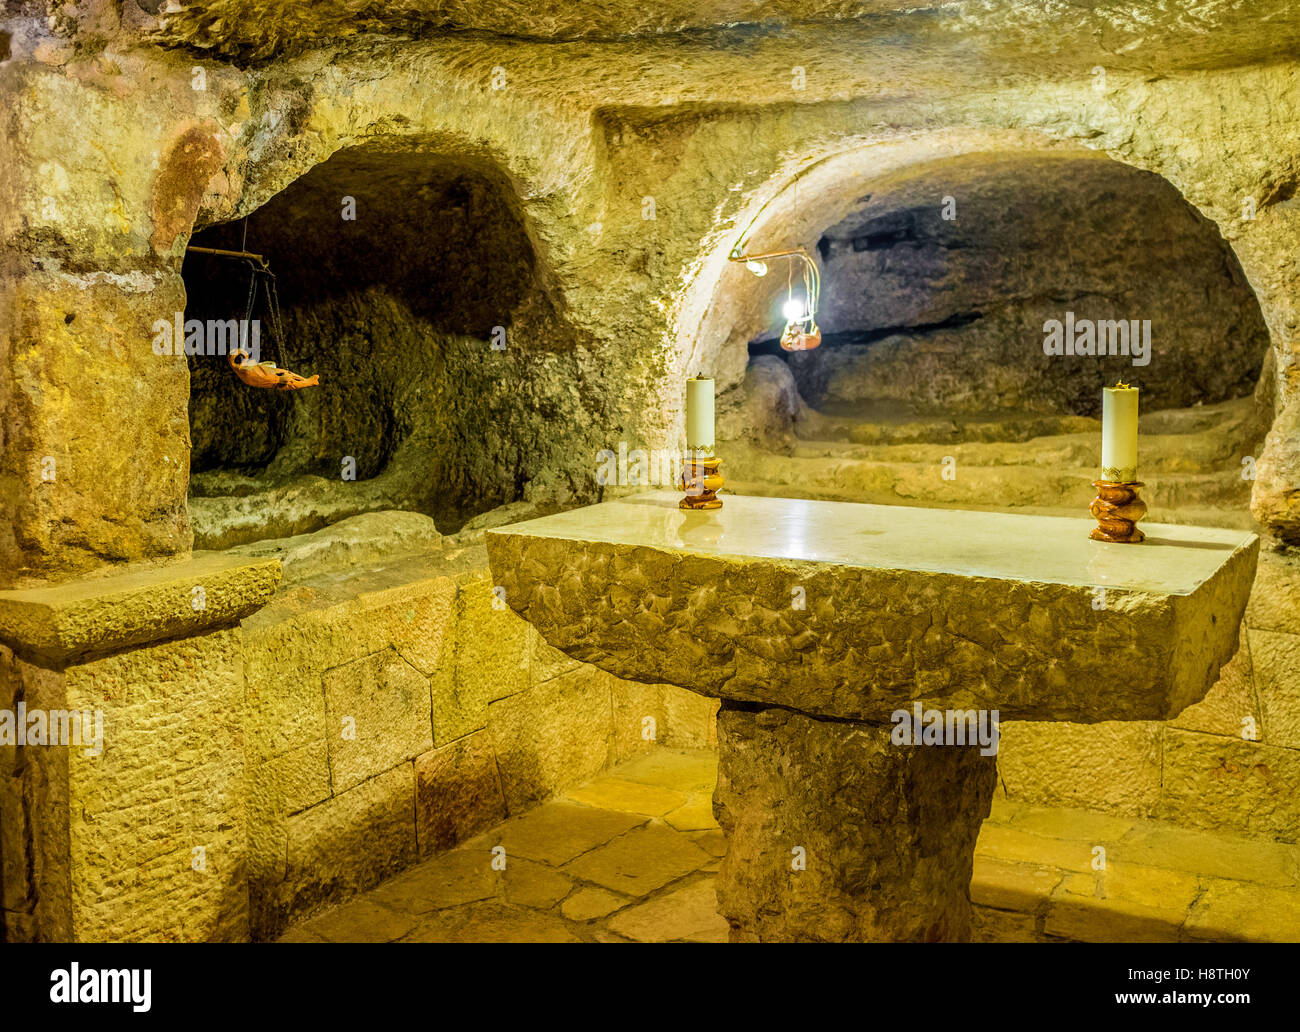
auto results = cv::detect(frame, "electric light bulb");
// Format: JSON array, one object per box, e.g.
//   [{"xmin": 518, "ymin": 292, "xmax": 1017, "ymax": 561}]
[
  {"xmin": 783, "ymin": 298, "xmax": 806, "ymax": 321},
  {"xmin": 746, "ymin": 260, "xmax": 768, "ymax": 277}
]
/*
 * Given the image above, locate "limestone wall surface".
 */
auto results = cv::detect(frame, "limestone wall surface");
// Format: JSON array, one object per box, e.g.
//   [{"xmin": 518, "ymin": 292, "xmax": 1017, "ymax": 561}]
[
  {"xmin": 6, "ymin": 7, "xmax": 1300, "ymax": 582},
  {"xmin": 4, "ymin": 0, "xmax": 1300, "ymax": 940}
]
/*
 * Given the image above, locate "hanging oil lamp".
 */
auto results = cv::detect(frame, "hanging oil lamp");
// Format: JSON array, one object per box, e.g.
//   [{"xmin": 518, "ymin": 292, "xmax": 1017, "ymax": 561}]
[{"xmin": 728, "ymin": 245, "xmax": 822, "ymax": 351}]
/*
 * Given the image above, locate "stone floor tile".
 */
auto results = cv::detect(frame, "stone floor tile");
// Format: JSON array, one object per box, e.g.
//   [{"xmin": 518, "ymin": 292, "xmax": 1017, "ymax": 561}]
[
  {"xmin": 501, "ymin": 857, "xmax": 573, "ymax": 910},
  {"xmin": 605, "ymin": 877, "xmax": 728, "ymax": 942},
  {"xmin": 401, "ymin": 901, "xmax": 583, "ymax": 943},
  {"xmin": 690, "ymin": 828, "xmax": 727, "ymax": 857},
  {"xmin": 563, "ymin": 776, "xmax": 689, "ymax": 817},
  {"xmin": 1185, "ymin": 879, "xmax": 1300, "ymax": 942},
  {"xmin": 277, "ymin": 749, "xmax": 1300, "ymax": 944},
  {"xmin": 561, "ymin": 886, "xmax": 633, "ymax": 921},
  {"xmin": 663, "ymin": 794, "xmax": 720, "ymax": 831},
  {"xmin": 563, "ymin": 823, "xmax": 711, "ymax": 897},
  {"xmin": 294, "ymin": 900, "xmax": 419, "ymax": 943},
  {"xmin": 366, "ymin": 847, "xmax": 497, "ymax": 912},
  {"xmin": 479, "ymin": 801, "xmax": 646, "ymax": 866}
]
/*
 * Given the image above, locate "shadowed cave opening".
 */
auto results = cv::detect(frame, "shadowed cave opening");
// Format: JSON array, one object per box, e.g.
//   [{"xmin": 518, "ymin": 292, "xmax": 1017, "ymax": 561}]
[
  {"xmin": 748, "ymin": 153, "xmax": 1269, "ymax": 423},
  {"xmin": 182, "ymin": 145, "xmax": 566, "ymax": 550}
]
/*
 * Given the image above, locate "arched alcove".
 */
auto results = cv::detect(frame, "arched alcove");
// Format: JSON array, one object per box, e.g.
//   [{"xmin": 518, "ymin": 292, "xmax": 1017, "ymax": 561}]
[
  {"xmin": 778, "ymin": 150, "xmax": 1268, "ymax": 419},
  {"xmin": 677, "ymin": 132, "xmax": 1274, "ymax": 525},
  {"xmin": 181, "ymin": 142, "xmax": 590, "ymax": 549}
]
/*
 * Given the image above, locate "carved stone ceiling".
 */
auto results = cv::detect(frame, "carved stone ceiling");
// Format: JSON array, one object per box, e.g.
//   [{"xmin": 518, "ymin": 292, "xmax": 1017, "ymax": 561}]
[{"xmin": 135, "ymin": 0, "xmax": 1300, "ymax": 71}]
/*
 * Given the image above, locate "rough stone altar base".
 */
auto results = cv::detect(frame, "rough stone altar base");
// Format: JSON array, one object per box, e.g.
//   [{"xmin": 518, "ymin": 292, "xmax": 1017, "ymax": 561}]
[
  {"xmin": 715, "ymin": 704, "xmax": 997, "ymax": 942},
  {"xmin": 486, "ymin": 493, "xmax": 1259, "ymax": 723}
]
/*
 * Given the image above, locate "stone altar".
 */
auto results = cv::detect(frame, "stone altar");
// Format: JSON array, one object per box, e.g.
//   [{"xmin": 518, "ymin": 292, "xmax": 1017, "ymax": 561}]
[{"xmin": 486, "ymin": 492, "xmax": 1259, "ymax": 941}]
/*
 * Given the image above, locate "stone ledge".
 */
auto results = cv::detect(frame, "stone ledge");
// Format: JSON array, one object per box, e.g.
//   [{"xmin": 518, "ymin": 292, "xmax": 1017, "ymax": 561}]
[{"xmin": 0, "ymin": 552, "xmax": 281, "ymax": 667}]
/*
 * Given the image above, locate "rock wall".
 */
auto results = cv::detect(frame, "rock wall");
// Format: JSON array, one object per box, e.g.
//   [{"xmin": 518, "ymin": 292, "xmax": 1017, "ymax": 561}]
[
  {"xmin": 6, "ymin": 11, "xmax": 1300, "ymax": 579},
  {"xmin": 780, "ymin": 153, "xmax": 1269, "ymax": 417}
]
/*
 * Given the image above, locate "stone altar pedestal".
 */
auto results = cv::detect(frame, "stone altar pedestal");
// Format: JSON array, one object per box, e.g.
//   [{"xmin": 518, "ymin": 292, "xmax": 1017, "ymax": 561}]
[{"xmin": 486, "ymin": 492, "xmax": 1258, "ymax": 942}]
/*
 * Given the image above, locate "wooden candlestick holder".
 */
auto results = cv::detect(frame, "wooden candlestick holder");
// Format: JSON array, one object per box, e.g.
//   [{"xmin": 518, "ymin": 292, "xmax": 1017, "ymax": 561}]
[
  {"xmin": 1089, "ymin": 480, "xmax": 1146, "ymax": 543},
  {"xmin": 680, "ymin": 454, "xmax": 724, "ymax": 510}
]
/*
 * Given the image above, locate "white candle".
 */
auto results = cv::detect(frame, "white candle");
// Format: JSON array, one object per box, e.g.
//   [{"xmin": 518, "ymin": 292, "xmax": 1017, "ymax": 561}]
[
  {"xmin": 1101, "ymin": 383, "xmax": 1139, "ymax": 482},
  {"xmin": 685, "ymin": 376, "xmax": 715, "ymax": 455}
]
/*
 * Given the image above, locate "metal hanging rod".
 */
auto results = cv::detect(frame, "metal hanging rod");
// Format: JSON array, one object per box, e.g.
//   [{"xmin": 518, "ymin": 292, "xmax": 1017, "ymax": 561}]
[
  {"xmin": 186, "ymin": 245, "xmax": 271, "ymax": 269},
  {"xmin": 728, "ymin": 246, "xmax": 812, "ymax": 263}
]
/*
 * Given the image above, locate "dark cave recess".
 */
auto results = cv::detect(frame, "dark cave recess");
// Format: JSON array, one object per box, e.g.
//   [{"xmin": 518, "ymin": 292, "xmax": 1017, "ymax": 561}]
[
  {"xmin": 182, "ymin": 146, "xmax": 590, "ymax": 541},
  {"xmin": 750, "ymin": 154, "xmax": 1269, "ymax": 419}
]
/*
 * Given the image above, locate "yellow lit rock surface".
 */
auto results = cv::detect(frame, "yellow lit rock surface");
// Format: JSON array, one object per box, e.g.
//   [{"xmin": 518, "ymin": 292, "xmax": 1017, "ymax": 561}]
[
  {"xmin": 483, "ymin": 802, "xmax": 646, "ymax": 868},
  {"xmin": 1046, "ymin": 865, "xmax": 1200, "ymax": 944},
  {"xmin": 282, "ymin": 764, "xmax": 418, "ymax": 917},
  {"xmin": 32, "ymin": 629, "xmax": 251, "ymax": 942},
  {"xmin": 9, "ymin": 0, "xmax": 1300, "ymax": 945},
  {"xmin": 1155, "ymin": 730, "xmax": 1300, "ymax": 843},
  {"xmin": 1250, "ymin": 629, "xmax": 1300, "ymax": 749},
  {"xmin": 414, "ymin": 731, "xmax": 507, "ymax": 858},
  {"xmin": 1170, "ymin": 627, "xmax": 1258, "ymax": 738},
  {"xmin": 437, "ymin": 570, "xmax": 529, "ymax": 745},
  {"xmin": 714, "ymin": 703, "xmax": 995, "ymax": 942},
  {"xmin": 487, "ymin": 667, "xmax": 612, "ymax": 813},
  {"xmin": 606, "ymin": 879, "xmax": 729, "ymax": 943},
  {"xmin": 971, "ymin": 796, "xmax": 1300, "ymax": 942},
  {"xmin": 323, "ymin": 647, "xmax": 433, "ymax": 792},
  {"xmin": 364, "ymin": 849, "xmax": 497, "ymax": 914},
  {"xmin": 499, "ymin": 859, "xmax": 573, "ymax": 911},
  {"xmin": 561, "ymin": 887, "xmax": 631, "ymax": 922},
  {"xmin": 1185, "ymin": 881, "xmax": 1300, "ymax": 943},
  {"xmin": 562, "ymin": 824, "xmax": 712, "ymax": 898},
  {"xmin": 563, "ymin": 778, "xmax": 689, "ymax": 817},
  {"xmin": 997, "ymin": 721, "xmax": 1164, "ymax": 818},
  {"xmin": 663, "ymin": 797, "xmax": 720, "ymax": 833},
  {"xmin": 970, "ymin": 857, "xmax": 1062, "ymax": 913}
]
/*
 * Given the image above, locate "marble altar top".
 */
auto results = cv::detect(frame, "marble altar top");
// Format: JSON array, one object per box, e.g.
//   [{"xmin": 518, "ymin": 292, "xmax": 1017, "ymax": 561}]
[{"xmin": 497, "ymin": 491, "xmax": 1255, "ymax": 597}]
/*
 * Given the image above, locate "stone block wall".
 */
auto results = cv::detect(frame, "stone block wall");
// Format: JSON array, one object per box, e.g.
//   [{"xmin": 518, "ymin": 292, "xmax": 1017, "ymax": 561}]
[
  {"xmin": 2, "ymin": 629, "xmax": 252, "ymax": 942},
  {"xmin": 0, "ymin": 553, "xmax": 279, "ymax": 942},
  {"xmin": 998, "ymin": 549, "xmax": 1300, "ymax": 843},
  {"xmin": 241, "ymin": 548, "xmax": 718, "ymax": 941},
  {"xmin": 0, "ymin": 545, "xmax": 717, "ymax": 942}
]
